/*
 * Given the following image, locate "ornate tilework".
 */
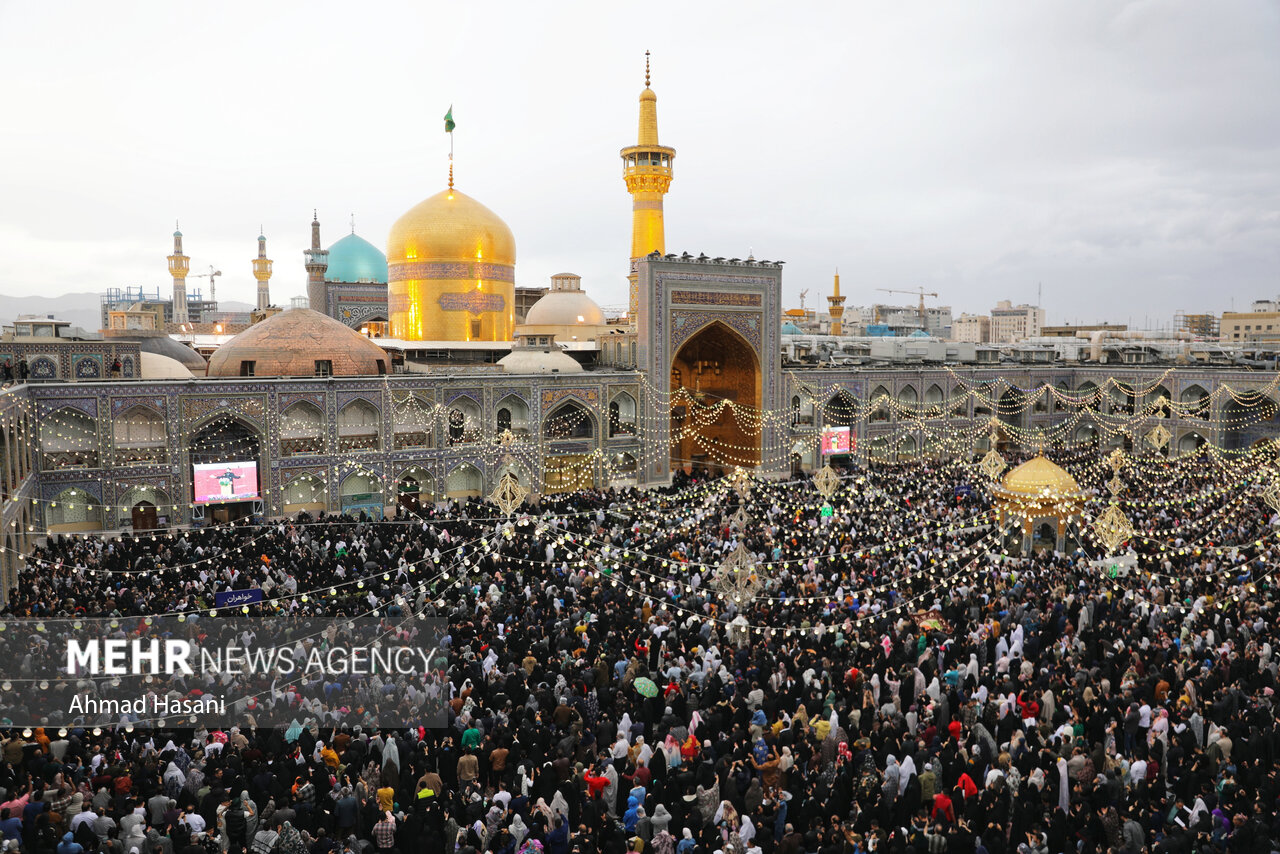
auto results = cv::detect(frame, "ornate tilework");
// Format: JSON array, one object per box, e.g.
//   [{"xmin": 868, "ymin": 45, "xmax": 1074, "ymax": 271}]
[
  {"xmin": 28, "ymin": 356, "xmax": 57, "ymax": 379},
  {"xmin": 279, "ymin": 466, "xmax": 327, "ymax": 484},
  {"xmin": 73, "ymin": 356, "xmax": 102, "ymax": 379},
  {"xmin": 181, "ymin": 396, "xmax": 267, "ymax": 429},
  {"xmin": 335, "ymin": 391, "xmax": 384, "ymax": 413},
  {"xmin": 389, "ymin": 261, "xmax": 515, "ymax": 284},
  {"xmin": 445, "ymin": 389, "xmax": 483, "ymax": 407},
  {"xmin": 279, "ymin": 392, "xmax": 327, "ymax": 413},
  {"xmin": 669, "ymin": 311, "xmax": 762, "ymax": 354},
  {"xmin": 113, "ymin": 478, "xmax": 173, "ymax": 502},
  {"xmin": 541, "ymin": 388, "xmax": 600, "ymax": 409},
  {"xmin": 493, "ymin": 390, "xmax": 533, "ymax": 412},
  {"xmin": 110, "ymin": 396, "xmax": 166, "ymax": 417},
  {"xmin": 670, "ymin": 290, "xmax": 762, "ymax": 307},
  {"xmin": 39, "ymin": 397, "xmax": 97, "ymax": 418},
  {"xmin": 41, "ymin": 480, "xmax": 102, "ymax": 502},
  {"xmin": 438, "ymin": 292, "xmax": 506, "ymax": 315}
]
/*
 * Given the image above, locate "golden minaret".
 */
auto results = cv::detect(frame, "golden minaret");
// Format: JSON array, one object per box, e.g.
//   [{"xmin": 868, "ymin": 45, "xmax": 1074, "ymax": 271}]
[
  {"xmin": 827, "ymin": 270, "xmax": 847, "ymax": 336},
  {"xmin": 253, "ymin": 230, "xmax": 273, "ymax": 311},
  {"xmin": 622, "ymin": 51, "xmax": 675, "ymax": 328},
  {"xmin": 167, "ymin": 225, "xmax": 190, "ymax": 325}
]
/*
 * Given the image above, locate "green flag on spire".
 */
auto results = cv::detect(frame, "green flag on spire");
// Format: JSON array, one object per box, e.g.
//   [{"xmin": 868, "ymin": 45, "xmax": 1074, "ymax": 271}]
[{"xmin": 444, "ymin": 106, "xmax": 455, "ymax": 133}]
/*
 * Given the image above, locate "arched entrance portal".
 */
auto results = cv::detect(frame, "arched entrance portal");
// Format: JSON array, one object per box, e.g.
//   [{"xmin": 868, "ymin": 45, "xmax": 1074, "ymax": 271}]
[
  {"xmin": 397, "ymin": 465, "xmax": 432, "ymax": 514},
  {"xmin": 670, "ymin": 322, "xmax": 761, "ymax": 476},
  {"xmin": 189, "ymin": 417, "xmax": 262, "ymax": 524}
]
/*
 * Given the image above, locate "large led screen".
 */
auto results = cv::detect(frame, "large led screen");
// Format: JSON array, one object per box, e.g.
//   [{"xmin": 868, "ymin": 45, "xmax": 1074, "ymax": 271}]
[
  {"xmin": 820, "ymin": 426, "xmax": 854, "ymax": 455},
  {"xmin": 193, "ymin": 461, "xmax": 260, "ymax": 504}
]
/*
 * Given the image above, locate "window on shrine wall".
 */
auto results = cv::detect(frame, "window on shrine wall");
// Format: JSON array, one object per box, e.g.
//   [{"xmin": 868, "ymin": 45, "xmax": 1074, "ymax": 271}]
[
  {"xmin": 240, "ymin": 361, "xmax": 255, "ymax": 377},
  {"xmin": 471, "ymin": 319, "xmax": 482, "ymax": 339},
  {"xmin": 314, "ymin": 360, "xmax": 333, "ymax": 377}
]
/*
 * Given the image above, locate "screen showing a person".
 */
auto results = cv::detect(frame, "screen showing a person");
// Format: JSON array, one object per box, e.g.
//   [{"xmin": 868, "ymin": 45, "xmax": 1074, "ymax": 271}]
[
  {"xmin": 821, "ymin": 426, "xmax": 853, "ymax": 455},
  {"xmin": 193, "ymin": 461, "xmax": 260, "ymax": 504}
]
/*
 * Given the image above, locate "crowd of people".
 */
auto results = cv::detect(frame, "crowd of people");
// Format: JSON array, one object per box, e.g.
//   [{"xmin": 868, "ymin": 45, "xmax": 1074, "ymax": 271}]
[{"xmin": 0, "ymin": 445, "xmax": 1277, "ymax": 854}]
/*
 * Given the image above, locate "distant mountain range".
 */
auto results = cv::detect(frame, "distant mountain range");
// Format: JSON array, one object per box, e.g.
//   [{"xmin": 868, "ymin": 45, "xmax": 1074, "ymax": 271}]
[{"xmin": 1, "ymin": 292, "xmax": 256, "ymax": 332}]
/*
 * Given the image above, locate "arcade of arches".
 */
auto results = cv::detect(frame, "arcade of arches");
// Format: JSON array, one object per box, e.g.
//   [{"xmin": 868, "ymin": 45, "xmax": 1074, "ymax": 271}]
[{"xmin": 670, "ymin": 323, "xmax": 761, "ymax": 475}]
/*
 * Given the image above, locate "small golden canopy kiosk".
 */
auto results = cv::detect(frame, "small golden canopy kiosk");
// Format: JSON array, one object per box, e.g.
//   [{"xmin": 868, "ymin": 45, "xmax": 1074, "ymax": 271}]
[{"xmin": 993, "ymin": 455, "xmax": 1085, "ymax": 554}]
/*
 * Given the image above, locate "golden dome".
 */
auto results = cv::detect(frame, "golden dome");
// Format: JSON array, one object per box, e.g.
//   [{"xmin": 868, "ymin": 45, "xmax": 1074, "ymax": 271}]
[
  {"xmin": 386, "ymin": 187, "xmax": 516, "ymax": 268},
  {"xmin": 1001, "ymin": 455, "xmax": 1081, "ymax": 496},
  {"xmin": 206, "ymin": 309, "xmax": 388, "ymax": 378}
]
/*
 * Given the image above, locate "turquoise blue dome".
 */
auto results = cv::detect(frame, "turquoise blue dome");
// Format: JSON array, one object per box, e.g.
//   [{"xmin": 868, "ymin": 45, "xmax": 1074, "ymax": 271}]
[
  {"xmin": 781, "ymin": 321, "xmax": 802, "ymax": 335},
  {"xmin": 325, "ymin": 232, "xmax": 388, "ymax": 284}
]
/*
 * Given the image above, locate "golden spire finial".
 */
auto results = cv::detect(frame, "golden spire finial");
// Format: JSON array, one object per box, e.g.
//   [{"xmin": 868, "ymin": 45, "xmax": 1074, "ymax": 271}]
[
  {"xmin": 645, "ymin": 50, "xmax": 650, "ymax": 87},
  {"xmin": 448, "ymin": 161, "xmax": 454, "ymax": 191}
]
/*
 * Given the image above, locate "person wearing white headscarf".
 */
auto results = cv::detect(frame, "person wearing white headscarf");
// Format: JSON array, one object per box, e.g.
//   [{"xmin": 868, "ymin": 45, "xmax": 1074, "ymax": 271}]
[
  {"xmin": 898, "ymin": 756, "xmax": 917, "ymax": 796},
  {"xmin": 882, "ymin": 756, "xmax": 900, "ymax": 804},
  {"xmin": 509, "ymin": 814, "xmax": 528, "ymax": 849},
  {"xmin": 550, "ymin": 791, "xmax": 570, "ymax": 819}
]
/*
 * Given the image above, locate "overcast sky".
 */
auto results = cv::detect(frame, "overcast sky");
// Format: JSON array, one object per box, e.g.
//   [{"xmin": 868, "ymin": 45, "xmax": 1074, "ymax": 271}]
[{"xmin": 1, "ymin": 1, "xmax": 1277, "ymax": 326}]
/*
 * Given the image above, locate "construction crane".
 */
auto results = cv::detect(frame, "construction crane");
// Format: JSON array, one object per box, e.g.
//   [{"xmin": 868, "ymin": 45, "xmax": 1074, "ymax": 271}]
[
  {"xmin": 188, "ymin": 265, "xmax": 222, "ymax": 302},
  {"xmin": 798, "ymin": 289, "xmax": 809, "ymax": 312},
  {"xmin": 877, "ymin": 286, "xmax": 938, "ymax": 332}
]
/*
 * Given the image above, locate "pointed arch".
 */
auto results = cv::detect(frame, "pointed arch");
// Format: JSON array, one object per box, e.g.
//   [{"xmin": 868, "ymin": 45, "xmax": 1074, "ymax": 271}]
[
  {"xmin": 339, "ymin": 471, "xmax": 384, "ymax": 517},
  {"xmin": 544, "ymin": 400, "xmax": 596, "ymax": 440},
  {"xmin": 113, "ymin": 404, "xmax": 168, "ymax": 463},
  {"xmin": 444, "ymin": 462, "xmax": 484, "ymax": 498},
  {"xmin": 446, "ymin": 395, "xmax": 482, "ymax": 445},
  {"xmin": 496, "ymin": 393, "xmax": 531, "ymax": 436},
  {"xmin": 396, "ymin": 464, "xmax": 434, "ymax": 513},
  {"xmin": 281, "ymin": 400, "xmax": 324, "ymax": 456},
  {"xmin": 670, "ymin": 319, "xmax": 761, "ymax": 474},
  {"xmin": 1147, "ymin": 384, "xmax": 1172, "ymax": 417},
  {"xmin": 282, "ymin": 473, "xmax": 328, "ymax": 514},
  {"xmin": 46, "ymin": 486, "xmax": 103, "ymax": 533},
  {"xmin": 869, "ymin": 385, "xmax": 891, "ymax": 422},
  {"xmin": 1178, "ymin": 431, "xmax": 1205, "ymax": 455},
  {"xmin": 999, "ymin": 388, "xmax": 1023, "ymax": 428},
  {"xmin": 337, "ymin": 399, "xmax": 381, "ymax": 451},
  {"xmin": 117, "ymin": 485, "xmax": 173, "ymax": 531},
  {"xmin": 393, "ymin": 394, "xmax": 435, "ymax": 450},
  {"xmin": 825, "ymin": 389, "xmax": 858, "ymax": 428},
  {"xmin": 40, "ymin": 406, "xmax": 99, "ymax": 469},
  {"xmin": 608, "ymin": 391, "xmax": 637, "ymax": 437},
  {"xmin": 1180, "ymin": 384, "xmax": 1210, "ymax": 418},
  {"xmin": 189, "ymin": 415, "xmax": 261, "ymax": 467}
]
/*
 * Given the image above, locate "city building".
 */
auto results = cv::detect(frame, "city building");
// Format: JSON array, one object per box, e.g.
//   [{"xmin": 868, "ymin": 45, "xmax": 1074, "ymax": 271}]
[
  {"xmin": 953, "ymin": 313, "xmax": 991, "ymax": 343},
  {"xmin": 858, "ymin": 304, "xmax": 952, "ymax": 337},
  {"xmin": 1221, "ymin": 301, "xmax": 1280, "ymax": 342},
  {"xmin": 991, "ymin": 300, "xmax": 1046, "ymax": 343},
  {"xmin": 1175, "ymin": 310, "xmax": 1219, "ymax": 340}
]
